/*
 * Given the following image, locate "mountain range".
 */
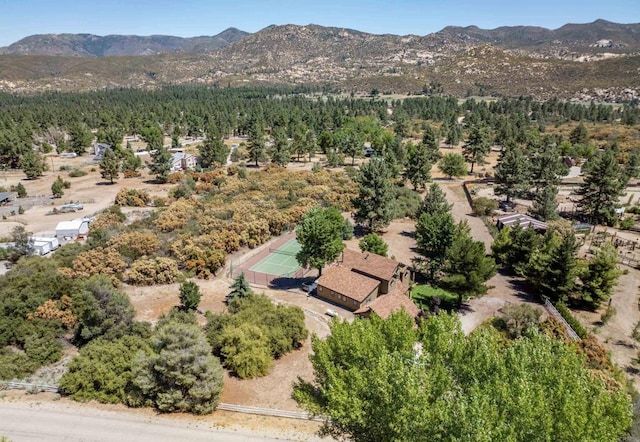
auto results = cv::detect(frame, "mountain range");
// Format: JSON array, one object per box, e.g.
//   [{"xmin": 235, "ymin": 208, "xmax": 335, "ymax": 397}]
[{"xmin": 0, "ymin": 20, "xmax": 638, "ymax": 101}]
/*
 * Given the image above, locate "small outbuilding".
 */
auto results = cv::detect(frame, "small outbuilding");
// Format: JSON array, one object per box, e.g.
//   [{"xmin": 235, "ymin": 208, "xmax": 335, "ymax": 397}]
[
  {"xmin": 496, "ymin": 213, "xmax": 547, "ymax": 231},
  {"xmin": 31, "ymin": 236, "xmax": 60, "ymax": 253},
  {"xmin": 55, "ymin": 219, "xmax": 90, "ymax": 240}
]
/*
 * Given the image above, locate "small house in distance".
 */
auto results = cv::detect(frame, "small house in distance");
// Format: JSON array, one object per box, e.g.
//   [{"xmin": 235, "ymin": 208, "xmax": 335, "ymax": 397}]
[
  {"xmin": 55, "ymin": 218, "xmax": 90, "ymax": 240},
  {"xmin": 315, "ymin": 248, "xmax": 413, "ymax": 313},
  {"xmin": 171, "ymin": 152, "xmax": 197, "ymax": 172},
  {"xmin": 496, "ymin": 213, "xmax": 547, "ymax": 232},
  {"xmin": 93, "ymin": 143, "xmax": 113, "ymax": 159}
]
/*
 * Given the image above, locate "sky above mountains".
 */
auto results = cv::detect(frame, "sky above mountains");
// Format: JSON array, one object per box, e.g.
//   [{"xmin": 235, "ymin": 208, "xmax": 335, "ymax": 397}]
[{"xmin": 1, "ymin": 0, "xmax": 637, "ymax": 47}]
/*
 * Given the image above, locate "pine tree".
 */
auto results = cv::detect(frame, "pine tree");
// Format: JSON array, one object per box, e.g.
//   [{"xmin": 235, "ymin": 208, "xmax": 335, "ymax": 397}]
[
  {"xmin": 419, "ymin": 182, "xmax": 452, "ymax": 217},
  {"xmin": 68, "ymin": 123, "xmax": 93, "ymax": 156},
  {"xmin": 421, "ymin": 124, "xmax": 441, "ymax": 163},
  {"xmin": 494, "ymin": 145, "xmax": 531, "ymax": 203},
  {"xmin": 570, "ymin": 122, "xmax": 588, "ymax": 145},
  {"xmin": 20, "ymin": 149, "xmax": 46, "ymax": 179},
  {"xmin": 179, "ymin": 281, "xmax": 201, "ymax": 311},
  {"xmin": 445, "ymin": 123, "xmax": 463, "ymax": 147},
  {"xmin": 226, "ymin": 273, "xmax": 253, "ymax": 304},
  {"xmin": 353, "ymin": 158, "xmax": 395, "ymax": 232},
  {"xmin": 529, "ymin": 139, "xmax": 568, "ymax": 192},
  {"xmin": 404, "ymin": 142, "xmax": 432, "ymax": 190},
  {"xmin": 580, "ymin": 242, "xmax": 620, "ymax": 308},
  {"xmin": 51, "ymin": 175, "xmax": 65, "ymax": 198},
  {"xmin": 463, "ymin": 125, "xmax": 491, "ymax": 173},
  {"xmin": 150, "ymin": 145, "xmax": 172, "ymax": 183},
  {"xmin": 248, "ymin": 120, "xmax": 266, "ymax": 167},
  {"xmin": 269, "ymin": 127, "xmax": 290, "ymax": 166},
  {"xmin": 200, "ymin": 126, "xmax": 229, "ymax": 169},
  {"xmin": 99, "ymin": 147, "xmax": 120, "ymax": 184},
  {"xmin": 576, "ymin": 149, "xmax": 625, "ymax": 225},
  {"xmin": 16, "ymin": 182, "xmax": 27, "ymax": 198},
  {"xmin": 528, "ymin": 185, "xmax": 559, "ymax": 221}
]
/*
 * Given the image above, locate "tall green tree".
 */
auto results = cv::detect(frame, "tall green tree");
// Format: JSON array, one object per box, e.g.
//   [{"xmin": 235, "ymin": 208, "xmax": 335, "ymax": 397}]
[
  {"xmin": 226, "ymin": 273, "xmax": 253, "ymax": 304},
  {"xmin": 404, "ymin": 142, "xmax": 432, "ymax": 190},
  {"xmin": 494, "ymin": 145, "xmax": 530, "ymax": 203},
  {"xmin": 179, "ymin": 281, "xmax": 201, "ymax": 311},
  {"xmin": 442, "ymin": 223, "xmax": 496, "ymax": 306},
  {"xmin": 445, "ymin": 123, "xmax": 463, "ymax": 147},
  {"xmin": 68, "ymin": 123, "xmax": 94, "ymax": 156},
  {"xmin": 15, "ymin": 182, "xmax": 27, "ymax": 198},
  {"xmin": 99, "ymin": 148, "xmax": 120, "ymax": 184},
  {"xmin": 438, "ymin": 152, "xmax": 466, "ymax": 179},
  {"xmin": 462, "ymin": 125, "xmax": 491, "ymax": 173},
  {"xmin": 576, "ymin": 149, "xmax": 625, "ymax": 225},
  {"xmin": 525, "ymin": 230, "xmax": 579, "ymax": 301},
  {"xmin": 528, "ymin": 184, "xmax": 559, "ymax": 221},
  {"xmin": 352, "ymin": 158, "xmax": 395, "ymax": 231},
  {"xmin": 149, "ymin": 145, "xmax": 172, "ymax": 183},
  {"xmin": 131, "ymin": 318, "xmax": 224, "ymax": 414},
  {"xmin": 295, "ymin": 312, "xmax": 632, "ymax": 442},
  {"xmin": 580, "ymin": 242, "xmax": 620, "ymax": 308},
  {"xmin": 416, "ymin": 211, "xmax": 456, "ymax": 279},
  {"xmin": 20, "ymin": 149, "xmax": 46, "ymax": 179},
  {"xmin": 269, "ymin": 127, "xmax": 291, "ymax": 166},
  {"xmin": 419, "ymin": 182, "xmax": 451, "ymax": 217},
  {"xmin": 199, "ymin": 126, "xmax": 229, "ymax": 169},
  {"xmin": 248, "ymin": 120, "xmax": 266, "ymax": 167},
  {"xmin": 529, "ymin": 138, "xmax": 568, "ymax": 192},
  {"xmin": 570, "ymin": 122, "xmax": 588, "ymax": 145},
  {"xmin": 296, "ymin": 207, "xmax": 346, "ymax": 276},
  {"xmin": 491, "ymin": 225, "xmax": 541, "ymax": 275},
  {"xmin": 421, "ymin": 123, "xmax": 441, "ymax": 163}
]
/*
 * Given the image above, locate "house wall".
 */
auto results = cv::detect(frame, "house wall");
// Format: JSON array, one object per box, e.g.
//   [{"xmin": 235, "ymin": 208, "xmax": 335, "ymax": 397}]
[{"xmin": 316, "ymin": 285, "xmax": 378, "ymax": 312}]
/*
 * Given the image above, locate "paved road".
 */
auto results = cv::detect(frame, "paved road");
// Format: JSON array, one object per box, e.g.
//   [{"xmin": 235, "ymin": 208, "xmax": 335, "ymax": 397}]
[{"xmin": 0, "ymin": 403, "xmax": 298, "ymax": 442}]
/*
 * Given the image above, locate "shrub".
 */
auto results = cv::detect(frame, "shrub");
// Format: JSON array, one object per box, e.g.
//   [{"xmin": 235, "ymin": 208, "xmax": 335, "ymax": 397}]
[
  {"xmin": 619, "ymin": 217, "xmax": 636, "ymax": 230},
  {"xmin": 493, "ymin": 304, "xmax": 542, "ymax": 339},
  {"xmin": 115, "ymin": 188, "xmax": 151, "ymax": 207},
  {"xmin": 600, "ymin": 305, "xmax": 617, "ymax": 325},
  {"xmin": 555, "ymin": 301, "xmax": 588, "ymax": 338},
  {"xmin": 68, "ymin": 169, "xmax": 88, "ymax": 178},
  {"xmin": 123, "ymin": 257, "xmax": 181, "ymax": 285},
  {"xmin": 109, "ymin": 230, "xmax": 161, "ymax": 260},
  {"xmin": 472, "ymin": 197, "xmax": 498, "ymax": 216}
]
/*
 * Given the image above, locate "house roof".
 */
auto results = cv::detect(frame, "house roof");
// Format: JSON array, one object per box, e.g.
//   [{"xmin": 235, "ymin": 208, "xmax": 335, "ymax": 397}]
[
  {"xmin": 353, "ymin": 283, "xmax": 419, "ymax": 319},
  {"xmin": 316, "ymin": 267, "xmax": 381, "ymax": 303},
  {"xmin": 55, "ymin": 219, "xmax": 88, "ymax": 231},
  {"xmin": 497, "ymin": 213, "xmax": 547, "ymax": 231},
  {"xmin": 171, "ymin": 152, "xmax": 195, "ymax": 162},
  {"xmin": 341, "ymin": 248, "xmax": 399, "ymax": 282}
]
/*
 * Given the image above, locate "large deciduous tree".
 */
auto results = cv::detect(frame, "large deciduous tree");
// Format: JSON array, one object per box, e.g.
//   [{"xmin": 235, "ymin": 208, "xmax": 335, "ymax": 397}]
[
  {"xmin": 295, "ymin": 312, "xmax": 632, "ymax": 442},
  {"xmin": 353, "ymin": 158, "xmax": 395, "ymax": 231},
  {"xmin": 576, "ymin": 149, "xmax": 625, "ymax": 226},
  {"xmin": 20, "ymin": 149, "xmax": 46, "ymax": 179},
  {"xmin": 296, "ymin": 207, "xmax": 345, "ymax": 276},
  {"xmin": 438, "ymin": 152, "xmax": 466, "ymax": 179}
]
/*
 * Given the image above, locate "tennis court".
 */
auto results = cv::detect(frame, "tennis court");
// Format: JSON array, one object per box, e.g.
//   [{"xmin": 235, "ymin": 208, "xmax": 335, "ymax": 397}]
[{"xmin": 249, "ymin": 238, "xmax": 302, "ymax": 276}]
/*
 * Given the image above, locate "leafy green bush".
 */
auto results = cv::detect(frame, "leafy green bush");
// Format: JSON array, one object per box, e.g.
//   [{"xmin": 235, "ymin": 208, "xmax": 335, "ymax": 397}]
[
  {"xmin": 471, "ymin": 197, "xmax": 498, "ymax": 216},
  {"xmin": 555, "ymin": 301, "xmax": 588, "ymax": 338},
  {"xmin": 391, "ymin": 187, "xmax": 422, "ymax": 219},
  {"xmin": 68, "ymin": 169, "xmax": 88, "ymax": 178},
  {"xmin": 206, "ymin": 294, "xmax": 308, "ymax": 378},
  {"xmin": 59, "ymin": 335, "xmax": 152, "ymax": 404}
]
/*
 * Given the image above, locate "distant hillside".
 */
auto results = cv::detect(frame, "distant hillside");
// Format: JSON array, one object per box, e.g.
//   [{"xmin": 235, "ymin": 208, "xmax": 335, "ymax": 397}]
[
  {"xmin": 437, "ymin": 19, "xmax": 640, "ymax": 50},
  {"xmin": 0, "ymin": 27, "xmax": 249, "ymax": 56},
  {"xmin": 0, "ymin": 20, "xmax": 638, "ymax": 102}
]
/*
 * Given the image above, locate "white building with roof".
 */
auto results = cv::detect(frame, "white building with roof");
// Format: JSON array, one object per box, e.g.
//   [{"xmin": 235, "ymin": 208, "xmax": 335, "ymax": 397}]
[
  {"xmin": 55, "ymin": 219, "xmax": 90, "ymax": 240},
  {"xmin": 170, "ymin": 152, "xmax": 197, "ymax": 172}
]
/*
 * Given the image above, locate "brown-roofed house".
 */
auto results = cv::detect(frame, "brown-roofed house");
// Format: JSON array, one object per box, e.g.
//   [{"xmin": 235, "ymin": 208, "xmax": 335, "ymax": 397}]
[
  {"xmin": 353, "ymin": 282, "xmax": 420, "ymax": 320},
  {"xmin": 315, "ymin": 248, "xmax": 411, "ymax": 312}
]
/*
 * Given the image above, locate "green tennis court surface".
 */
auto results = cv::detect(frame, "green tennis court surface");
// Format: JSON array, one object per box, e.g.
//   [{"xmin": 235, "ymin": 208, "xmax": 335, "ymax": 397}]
[{"xmin": 250, "ymin": 239, "xmax": 302, "ymax": 276}]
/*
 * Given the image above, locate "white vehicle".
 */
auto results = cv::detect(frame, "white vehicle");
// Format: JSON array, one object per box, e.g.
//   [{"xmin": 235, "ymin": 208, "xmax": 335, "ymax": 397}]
[
  {"xmin": 301, "ymin": 281, "xmax": 317, "ymax": 292},
  {"xmin": 325, "ymin": 309, "xmax": 339, "ymax": 318}
]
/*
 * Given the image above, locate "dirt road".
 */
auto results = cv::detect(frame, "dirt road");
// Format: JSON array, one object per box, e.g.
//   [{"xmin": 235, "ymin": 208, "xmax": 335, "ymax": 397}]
[
  {"xmin": 0, "ymin": 400, "xmax": 325, "ymax": 442},
  {"xmin": 438, "ymin": 180, "xmax": 543, "ymax": 333}
]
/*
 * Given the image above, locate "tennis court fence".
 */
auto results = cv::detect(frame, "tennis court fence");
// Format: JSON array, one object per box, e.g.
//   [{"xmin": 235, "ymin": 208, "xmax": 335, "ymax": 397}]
[
  {"xmin": 268, "ymin": 247, "xmax": 298, "ymax": 256},
  {"xmin": 228, "ymin": 267, "xmax": 307, "ymax": 286}
]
